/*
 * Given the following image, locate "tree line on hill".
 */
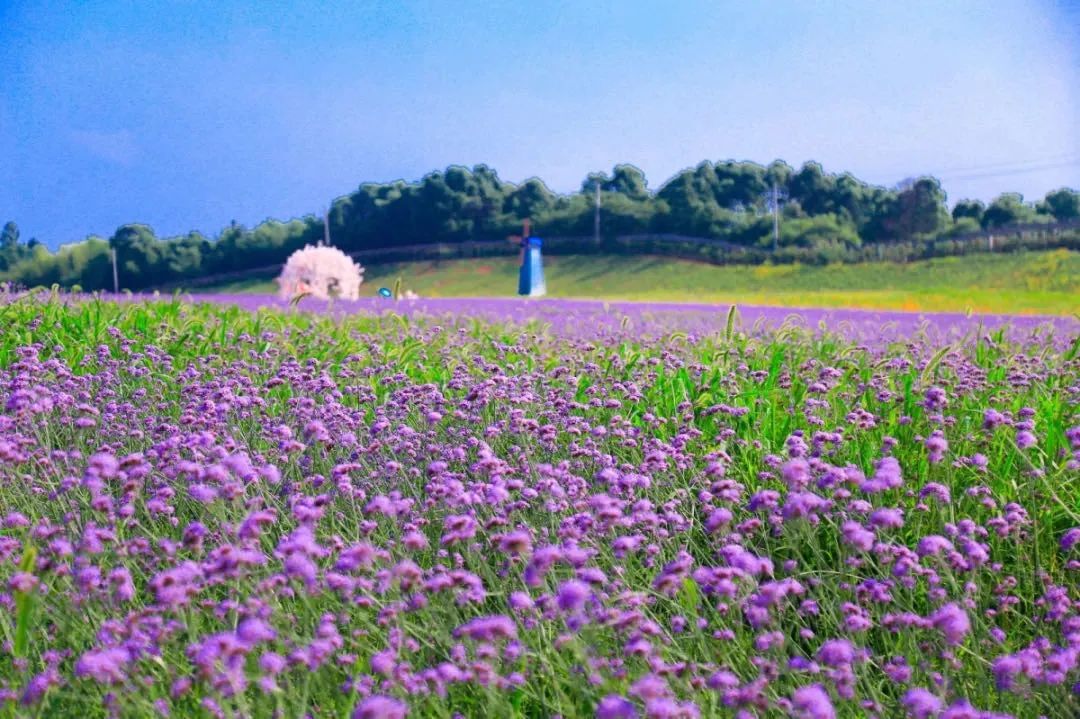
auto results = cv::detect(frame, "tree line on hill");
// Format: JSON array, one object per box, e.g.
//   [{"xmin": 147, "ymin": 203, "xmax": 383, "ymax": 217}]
[{"xmin": 1, "ymin": 160, "xmax": 1078, "ymax": 291}]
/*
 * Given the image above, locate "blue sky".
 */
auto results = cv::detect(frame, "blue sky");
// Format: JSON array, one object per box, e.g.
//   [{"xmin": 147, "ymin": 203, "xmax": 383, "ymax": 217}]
[{"xmin": 1, "ymin": 0, "xmax": 1077, "ymax": 248}]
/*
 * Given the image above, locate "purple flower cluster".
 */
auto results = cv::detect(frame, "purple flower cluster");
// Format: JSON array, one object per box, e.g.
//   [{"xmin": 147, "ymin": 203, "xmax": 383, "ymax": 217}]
[{"xmin": 0, "ymin": 295, "xmax": 1077, "ymax": 718}]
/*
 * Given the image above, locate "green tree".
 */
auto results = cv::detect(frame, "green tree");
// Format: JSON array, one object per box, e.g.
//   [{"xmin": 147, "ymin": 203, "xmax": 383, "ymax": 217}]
[
  {"xmin": 828, "ymin": 173, "xmax": 893, "ymax": 241},
  {"xmin": 951, "ymin": 199, "xmax": 985, "ymax": 224},
  {"xmin": 0, "ymin": 221, "xmax": 20, "ymax": 271},
  {"xmin": 163, "ymin": 232, "xmax": 209, "ymax": 278},
  {"xmin": 883, "ymin": 177, "xmax": 948, "ymax": 241},
  {"xmin": 1, "ymin": 221, "xmax": 19, "ymax": 251},
  {"xmin": 653, "ymin": 162, "xmax": 733, "ymax": 237},
  {"xmin": 763, "ymin": 160, "xmax": 794, "ymax": 193},
  {"xmin": 109, "ymin": 223, "xmax": 164, "ymax": 288},
  {"xmin": 74, "ymin": 237, "xmax": 114, "ymax": 289},
  {"xmin": 1037, "ymin": 188, "xmax": 1079, "ymax": 221},
  {"xmin": 982, "ymin": 193, "xmax": 1036, "ymax": 229},
  {"xmin": 788, "ymin": 162, "xmax": 836, "ymax": 216},
  {"xmin": 772, "ymin": 213, "xmax": 861, "ymax": 249},
  {"xmin": 581, "ymin": 172, "xmax": 609, "ymax": 196},
  {"xmin": 595, "ymin": 193, "xmax": 654, "ymax": 235},
  {"xmin": 504, "ymin": 178, "xmax": 556, "ymax": 221},
  {"xmin": 4, "ymin": 159, "xmax": 1073, "ymax": 292},
  {"xmin": 604, "ymin": 165, "xmax": 650, "ymax": 200},
  {"xmin": 712, "ymin": 161, "xmax": 767, "ymax": 209},
  {"xmin": 946, "ymin": 217, "xmax": 982, "ymax": 236}
]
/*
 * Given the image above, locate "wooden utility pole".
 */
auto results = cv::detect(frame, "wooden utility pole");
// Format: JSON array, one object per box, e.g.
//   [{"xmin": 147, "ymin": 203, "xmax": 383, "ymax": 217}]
[
  {"xmin": 772, "ymin": 183, "xmax": 779, "ymax": 253},
  {"xmin": 111, "ymin": 248, "xmax": 119, "ymax": 293},
  {"xmin": 510, "ymin": 219, "xmax": 532, "ymax": 263},
  {"xmin": 594, "ymin": 181, "xmax": 601, "ymax": 244},
  {"xmin": 763, "ymin": 182, "xmax": 786, "ymax": 253}
]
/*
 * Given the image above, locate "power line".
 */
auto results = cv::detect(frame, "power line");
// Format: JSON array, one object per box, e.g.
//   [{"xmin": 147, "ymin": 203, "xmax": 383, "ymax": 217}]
[
  {"xmin": 890, "ymin": 155, "xmax": 1080, "ymax": 187},
  {"xmin": 936, "ymin": 159, "xmax": 1080, "ymax": 182},
  {"xmin": 920, "ymin": 153, "xmax": 1080, "ymax": 177}
]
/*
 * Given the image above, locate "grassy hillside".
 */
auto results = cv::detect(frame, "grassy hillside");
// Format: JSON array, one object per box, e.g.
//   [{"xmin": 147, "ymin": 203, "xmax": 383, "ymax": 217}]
[{"xmin": 197, "ymin": 249, "xmax": 1080, "ymax": 315}]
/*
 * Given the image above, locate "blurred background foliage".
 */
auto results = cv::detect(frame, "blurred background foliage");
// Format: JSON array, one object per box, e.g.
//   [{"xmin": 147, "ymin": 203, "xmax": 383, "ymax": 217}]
[{"xmin": 1, "ymin": 160, "xmax": 1077, "ymax": 292}]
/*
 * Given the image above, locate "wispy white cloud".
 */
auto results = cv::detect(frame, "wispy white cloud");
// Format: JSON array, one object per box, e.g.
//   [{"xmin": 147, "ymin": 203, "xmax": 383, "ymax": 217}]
[{"xmin": 68, "ymin": 129, "xmax": 138, "ymax": 166}]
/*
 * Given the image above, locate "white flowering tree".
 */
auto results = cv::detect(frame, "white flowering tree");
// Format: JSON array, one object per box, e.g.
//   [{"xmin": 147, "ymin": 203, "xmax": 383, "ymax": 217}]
[{"xmin": 276, "ymin": 245, "xmax": 364, "ymax": 301}]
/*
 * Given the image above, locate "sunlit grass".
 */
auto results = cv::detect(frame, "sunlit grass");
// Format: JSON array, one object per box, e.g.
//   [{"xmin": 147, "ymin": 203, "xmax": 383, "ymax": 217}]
[{"xmin": 196, "ymin": 249, "xmax": 1080, "ymax": 315}]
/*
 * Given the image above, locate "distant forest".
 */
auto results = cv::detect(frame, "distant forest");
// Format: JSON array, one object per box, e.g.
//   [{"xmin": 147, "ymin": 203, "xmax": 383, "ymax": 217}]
[{"xmin": 1, "ymin": 160, "xmax": 1078, "ymax": 291}]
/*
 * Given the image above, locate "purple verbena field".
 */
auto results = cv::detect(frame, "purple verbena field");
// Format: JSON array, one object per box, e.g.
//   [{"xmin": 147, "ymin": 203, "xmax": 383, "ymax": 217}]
[{"xmin": 1, "ymin": 290, "xmax": 1079, "ymax": 718}]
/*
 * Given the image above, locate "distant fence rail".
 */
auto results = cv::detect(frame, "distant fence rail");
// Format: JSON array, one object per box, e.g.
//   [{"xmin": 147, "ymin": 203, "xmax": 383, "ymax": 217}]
[
  {"xmin": 960, "ymin": 217, "xmax": 1080, "ymax": 239},
  {"xmin": 155, "ymin": 221, "xmax": 1080, "ymax": 291},
  {"xmin": 155, "ymin": 234, "xmax": 758, "ymax": 290},
  {"xmin": 156, "ymin": 241, "xmax": 517, "ymax": 290},
  {"xmin": 615, "ymin": 234, "xmax": 750, "ymax": 251}
]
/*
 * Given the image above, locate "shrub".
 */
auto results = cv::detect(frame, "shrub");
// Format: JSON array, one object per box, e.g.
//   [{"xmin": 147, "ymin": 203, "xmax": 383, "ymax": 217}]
[{"xmin": 276, "ymin": 245, "xmax": 364, "ymax": 300}]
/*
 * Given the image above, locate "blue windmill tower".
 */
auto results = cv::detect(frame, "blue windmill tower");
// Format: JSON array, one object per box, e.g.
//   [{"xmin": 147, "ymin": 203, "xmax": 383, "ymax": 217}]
[{"xmin": 512, "ymin": 218, "xmax": 546, "ymax": 297}]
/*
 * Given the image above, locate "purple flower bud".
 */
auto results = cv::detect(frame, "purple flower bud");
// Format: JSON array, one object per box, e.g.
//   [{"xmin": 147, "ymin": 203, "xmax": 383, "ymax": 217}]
[
  {"xmin": 816, "ymin": 639, "xmax": 855, "ymax": 668},
  {"xmin": 706, "ymin": 670, "xmax": 739, "ymax": 689},
  {"xmin": 840, "ymin": 521, "xmax": 875, "ymax": 552},
  {"xmin": 236, "ymin": 618, "xmax": 276, "ymax": 646},
  {"xmin": 929, "ymin": 603, "xmax": 970, "ymax": 646},
  {"xmin": 508, "ymin": 591, "xmax": 534, "ymax": 612},
  {"xmin": 925, "ymin": 431, "xmax": 948, "ymax": 464},
  {"xmin": 497, "ymin": 530, "xmax": 532, "ymax": 556},
  {"xmin": 371, "ymin": 649, "xmax": 396, "ymax": 676},
  {"xmin": 259, "ymin": 652, "xmax": 286, "ymax": 675},
  {"xmin": 556, "ymin": 579, "xmax": 591, "ymax": 612},
  {"xmin": 596, "ymin": 695, "xmax": 637, "ymax": 719},
  {"xmin": 791, "ymin": 684, "xmax": 835, "ymax": 719},
  {"xmin": 916, "ymin": 535, "xmax": 954, "ymax": 557},
  {"xmin": 353, "ymin": 695, "xmax": 408, "ymax": 719},
  {"xmin": 901, "ymin": 688, "xmax": 942, "ymax": 719},
  {"xmin": 782, "ymin": 459, "xmax": 812, "ymax": 490},
  {"xmin": 705, "ymin": 508, "xmax": 733, "ymax": 533},
  {"xmin": 869, "ymin": 508, "xmax": 904, "ymax": 530},
  {"xmin": 454, "ymin": 615, "xmax": 518, "ymax": 642},
  {"xmin": 983, "ymin": 409, "xmax": 1006, "ymax": 430},
  {"xmin": 74, "ymin": 647, "xmax": 130, "ymax": 684},
  {"xmin": 860, "ymin": 457, "xmax": 903, "ymax": 493}
]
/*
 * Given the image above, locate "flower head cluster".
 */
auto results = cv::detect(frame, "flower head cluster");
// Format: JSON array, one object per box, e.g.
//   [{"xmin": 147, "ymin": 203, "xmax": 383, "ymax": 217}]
[{"xmin": 276, "ymin": 244, "xmax": 364, "ymax": 300}]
